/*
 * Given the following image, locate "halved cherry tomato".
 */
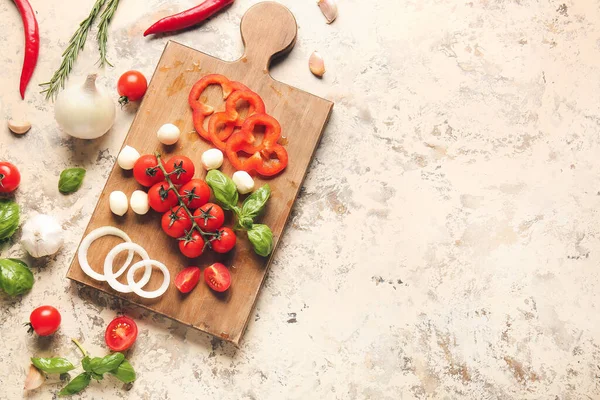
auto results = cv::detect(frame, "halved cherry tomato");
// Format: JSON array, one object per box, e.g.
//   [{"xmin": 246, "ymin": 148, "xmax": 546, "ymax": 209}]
[
  {"xmin": 193, "ymin": 203, "xmax": 224, "ymax": 232},
  {"xmin": 164, "ymin": 155, "xmax": 195, "ymax": 185},
  {"xmin": 133, "ymin": 155, "xmax": 164, "ymax": 187},
  {"xmin": 105, "ymin": 316, "xmax": 138, "ymax": 352},
  {"xmin": 148, "ymin": 181, "xmax": 178, "ymax": 212},
  {"xmin": 180, "ymin": 179, "xmax": 211, "ymax": 210},
  {"xmin": 161, "ymin": 206, "xmax": 192, "ymax": 238},
  {"xmin": 204, "ymin": 263, "xmax": 231, "ymax": 292},
  {"xmin": 175, "ymin": 267, "xmax": 201, "ymax": 293},
  {"xmin": 117, "ymin": 71, "xmax": 148, "ymax": 105},
  {"xmin": 28, "ymin": 306, "xmax": 61, "ymax": 336},
  {"xmin": 211, "ymin": 227, "xmax": 236, "ymax": 253},
  {"xmin": 0, "ymin": 162, "xmax": 21, "ymax": 193},
  {"xmin": 179, "ymin": 231, "xmax": 205, "ymax": 258}
]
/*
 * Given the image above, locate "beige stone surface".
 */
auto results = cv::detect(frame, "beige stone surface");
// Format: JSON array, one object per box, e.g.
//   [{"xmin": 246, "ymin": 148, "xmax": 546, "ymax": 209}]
[{"xmin": 2, "ymin": 0, "xmax": 600, "ymax": 398}]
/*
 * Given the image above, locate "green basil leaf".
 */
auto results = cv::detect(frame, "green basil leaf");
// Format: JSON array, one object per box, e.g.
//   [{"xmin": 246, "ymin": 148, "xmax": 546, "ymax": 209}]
[
  {"xmin": 0, "ymin": 199, "xmax": 19, "ymax": 241},
  {"xmin": 91, "ymin": 372, "xmax": 104, "ymax": 381},
  {"xmin": 58, "ymin": 372, "xmax": 90, "ymax": 396},
  {"xmin": 58, "ymin": 168, "xmax": 86, "ymax": 194},
  {"xmin": 241, "ymin": 184, "xmax": 270, "ymax": 223},
  {"xmin": 206, "ymin": 170, "xmax": 238, "ymax": 210},
  {"xmin": 81, "ymin": 356, "xmax": 92, "ymax": 372},
  {"xmin": 109, "ymin": 359, "xmax": 136, "ymax": 383},
  {"xmin": 238, "ymin": 216, "xmax": 254, "ymax": 231},
  {"xmin": 92, "ymin": 353, "xmax": 125, "ymax": 375},
  {"xmin": 30, "ymin": 357, "xmax": 75, "ymax": 374},
  {"xmin": 0, "ymin": 258, "xmax": 33, "ymax": 296},
  {"xmin": 247, "ymin": 224, "xmax": 273, "ymax": 257}
]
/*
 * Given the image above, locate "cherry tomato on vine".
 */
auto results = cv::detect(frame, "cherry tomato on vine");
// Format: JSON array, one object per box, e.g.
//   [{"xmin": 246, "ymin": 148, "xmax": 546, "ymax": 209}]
[
  {"xmin": 204, "ymin": 263, "xmax": 231, "ymax": 292},
  {"xmin": 211, "ymin": 227, "xmax": 236, "ymax": 253},
  {"xmin": 133, "ymin": 155, "xmax": 164, "ymax": 187},
  {"xmin": 180, "ymin": 179, "xmax": 211, "ymax": 210},
  {"xmin": 164, "ymin": 155, "xmax": 195, "ymax": 185},
  {"xmin": 105, "ymin": 316, "xmax": 138, "ymax": 351},
  {"xmin": 0, "ymin": 162, "xmax": 21, "ymax": 193},
  {"xmin": 117, "ymin": 71, "xmax": 148, "ymax": 105},
  {"xmin": 193, "ymin": 203, "xmax": 224, "ymax": 232},
  {"xmin": 178, "ymin": 231, "xmax": 205, "ymax": 258},
  {"xmin": 161, "ymin": 206, "xmax": 192, "ymax": 238},
  {"xmin": 175, "ymin": 267, "xmax": 201, "ymax": 293},
  {"xmin": 28, "ymin": 306, "xmax": 61, "ymax": 336},
  {"xmin": 148, "ymin": 181, "xmax": 178, "ymax": 212}
]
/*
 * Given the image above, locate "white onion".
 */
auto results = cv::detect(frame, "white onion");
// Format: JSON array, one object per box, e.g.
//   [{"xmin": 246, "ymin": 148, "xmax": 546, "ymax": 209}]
[
  {"xmin": 55, "ymin": 74, "xmax": 116, "ymax": 139},
  {"xmin": 201, "ymin": 148, "xmax": 223, "ymax": 170},
  {"xmin": 232, "ymin": 171, "xmax": 255, "ymax": 194},
  {"xmin": 157, "ymin": 123, "xmax": 180, "ymax": 145},
  {"xmin": 78, "ymin": 227, "xmax": 134, "ymax": 281},
  {"xmin": 127, "ymin": 260, "xmax": 170, "ymax": 299},
  {"xmin": 130, "ymin": 190, "xmax": 149, "ymax": 215},
  {"xmin": 21, "ymin": 214, "xmax": 64, "ymax": 258},
  {"xmin": 103, "ymin": 242, "xmax": 152, "ymax": 293},
  {"xmin": 117, "ymin": 146, "xmax": 140, "ymax": 170},
  {"xmin": 109, "ymin": 191, "xmax": 128, "ymax": 216}
]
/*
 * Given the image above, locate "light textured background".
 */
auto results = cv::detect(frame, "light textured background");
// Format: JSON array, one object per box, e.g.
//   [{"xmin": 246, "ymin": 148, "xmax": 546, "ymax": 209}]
[{"xmin": 2, "ymin": 0, "xmax": 600, "ymax": 398}]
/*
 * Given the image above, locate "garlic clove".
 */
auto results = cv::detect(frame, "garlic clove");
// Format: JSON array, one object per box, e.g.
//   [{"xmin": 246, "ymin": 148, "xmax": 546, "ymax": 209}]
[
  {"xmin": 232, "ymin": 171, "xmax": 255, "ymax": 194},
  {"xmin": 201, "ymin": 148, "xmax": 224, "ymax": 170},
  {"xmin": 309, "ymin": 51, "xmax": 326, "ymax": 77},
  {"xmin": 318, "ymin": 0, "xmax": 338, "ymax": 24},
  {"xmin": 24, "ymin": 364, "xmax": 45, "ymax": 391},
  {"xmin": 117, "ymin": 145, "xmax": 140, "ymax": 170},
  {"xmin": 130, "ymin": 190, "xmax": 150, "ymax": 215},
  {"xmin": 109, "ymin": 191, "xmax": 128, "ymax": 216},
  {"xmin": 8, "ymin": 119, "xmax": 31, "ymax": 135},
  {"xmin": 157, "ymin": 123, "xmax": 181, "ymax": 145}
]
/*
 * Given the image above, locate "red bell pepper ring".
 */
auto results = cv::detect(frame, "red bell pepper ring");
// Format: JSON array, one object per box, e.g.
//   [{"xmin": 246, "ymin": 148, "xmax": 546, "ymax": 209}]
[
  {"xmin": 188, "ymin": 74, "xmax": 234, "ymax": 113},
  {"xmin": 207, "ymin": 89, "xmax": 266, "ymax": 149},
  {"xmin": 12, "ymin": 0, "xmax": 39, "ymax": 99},
  {"xmin": 225, "ymin": 113, "xmax": 288, "ymax": 177}
]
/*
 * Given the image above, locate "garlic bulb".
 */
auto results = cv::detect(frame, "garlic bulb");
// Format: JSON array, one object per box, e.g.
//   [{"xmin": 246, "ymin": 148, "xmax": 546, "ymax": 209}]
[
  {"xmin": 318, "ymin": 0, "xmax": 338, "ymax": 24},
  {"xmin": 117, "ymin": 145, "xmax": 140, "ymax": 170},
  {"xmin": 55, "ymin": 74, "xmax": 116, "ymax": 139},
  {"xmin": 21, "ymin": 214, "xmax": 64, "ymax": 258},
  {"xmin": 309, "ymin": 51, "xmax": 326, "ymax": 77}
]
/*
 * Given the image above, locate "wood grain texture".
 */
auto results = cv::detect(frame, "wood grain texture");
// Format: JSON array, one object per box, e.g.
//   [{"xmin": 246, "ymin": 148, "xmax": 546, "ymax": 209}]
[{"xmin": 66, "ymin": 2, "xmax": 333, "ymax": 345}]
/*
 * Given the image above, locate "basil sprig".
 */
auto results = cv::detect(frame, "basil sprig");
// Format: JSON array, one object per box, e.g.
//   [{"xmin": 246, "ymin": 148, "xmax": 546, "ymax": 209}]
[
  {"xmin": 205, "ymin": 171, "xmax": 274, "ymax": 256},
  {"xmin": 58, "ymin": 168, "xmax": 86, "ymax": 194},
  {"xmin": 32, "ymin": 339, "xmax": 136, "ymax": 396},
  {"xmin": 31, "ymin": 357, "xmax": 75, "ymax": 374},
  {"xmin": 0, "ymin": 258, "xmax": 34, "ymax": 296},
  {"xmin": 0, "ymin": 199, "xmax": 19, "ymax": 241}
]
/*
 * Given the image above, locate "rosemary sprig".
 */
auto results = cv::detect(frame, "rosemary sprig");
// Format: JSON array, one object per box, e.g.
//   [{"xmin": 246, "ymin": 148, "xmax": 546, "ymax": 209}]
[
  {"xmin": 97, "ymin": 0, "xmax": 120, "ymax": 67},
  {"xmin": 39, "ymin": 0, "xmax": 107, "ymax": 100}
]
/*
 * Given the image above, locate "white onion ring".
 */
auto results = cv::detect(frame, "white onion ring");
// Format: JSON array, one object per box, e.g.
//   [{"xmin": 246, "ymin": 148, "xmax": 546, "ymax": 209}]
[
  {"xmin": 78, "ymin": 227, "xmax": 134, "ymax": 282},
  {"xmin": 104, "ymin": 242, "xmax": 153, "ymax": 293},
  {"xmin": 126, "ymin": 260, "xmax": 170, "ymax": 299}
]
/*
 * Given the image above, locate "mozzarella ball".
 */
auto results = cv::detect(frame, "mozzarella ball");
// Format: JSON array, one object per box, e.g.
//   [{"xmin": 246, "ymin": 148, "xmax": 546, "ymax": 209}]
[
  {"xmin": 117, "ymin": 145, "xmax": 140, "ymax": 170},
  {"xmin": 201, "ymin": 148, "xmax": 223, "ymax": 170},
  {"xmin": 157, "ymin": 123, "xmax": 181, "ymax": 145},
  {"xmin": 130, "ymin": 190, "xmax": 150, "ymax": 215},
  {"xmin": 109, "ymin": 191, "xmax": 128, "ymax": 216},
  {"xmin": 232, "ymin": 171, "xmax": 255, "ymax": 194}
]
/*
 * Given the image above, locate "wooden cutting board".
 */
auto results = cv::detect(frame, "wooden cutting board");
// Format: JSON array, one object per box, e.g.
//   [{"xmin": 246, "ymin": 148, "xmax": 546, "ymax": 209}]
[{"xmin": 67, "ymin": 2, "xmax": 333, "ymax": 346}]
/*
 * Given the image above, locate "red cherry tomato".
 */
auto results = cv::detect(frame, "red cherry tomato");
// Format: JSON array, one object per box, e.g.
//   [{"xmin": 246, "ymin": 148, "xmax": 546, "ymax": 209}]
[
  {"xmin": 148, "ymin": 181, "xmax": 178, "ymax": 212},
  {"xmin": 28, "ymin": 306, "xmax": 61, "ymax": 336},
  {"xmin": 178, "ymin": 231, "xmax": 205, "ymax": 258},
  {"xmin": 204, "ymin": 263, "xmax": 231, "ymax": 292},
  {"xmin": 133, "ymin": 155, "xmax": 164, "ymax": 187},
  {"xmin": 161, "ymin": 206, "xmax": 192, "ymax": 238},
  {"xmin": 105, "ymin": 316, "xmax": 138, "ymax": 351},
  {"xmin": 117, "ymin": 71, "xmax": 148, "ymax": 105},
  {"xmin": 0, "ymin": 162, "xmax": 21, "ymax": 193},
  {"xmin": 164, "ymin": 155, "xmax": 195, "ymax": 185},
  {"xmin": 175, "ymin": 267, "xmax": 201, "ymax": 293},
  {"xmin": 180, "ymin": 179, "xmax": 211, "ymax": 210},
  {"xmin": 211, "ymin": 227, "xmax": 236, "ymax": 253},
  {"xmin": 193, "ymin": 203, "xmax": 224, "ymax": 232}
]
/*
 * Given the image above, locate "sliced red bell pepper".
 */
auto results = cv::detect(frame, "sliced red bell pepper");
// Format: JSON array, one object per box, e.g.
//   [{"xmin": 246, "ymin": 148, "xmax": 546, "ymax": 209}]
[{"xmin": 188, "ymin": 74, "xmax": 233, "ymax": 113}]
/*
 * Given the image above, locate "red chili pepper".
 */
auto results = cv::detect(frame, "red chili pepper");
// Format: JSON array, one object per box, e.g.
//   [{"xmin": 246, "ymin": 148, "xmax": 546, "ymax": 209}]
[
  {"xmin": 225, "ymin": 113, "xmax": 288, "ymax": 177},
  {"xmin": 144, "ymin": 0, "xmax": 235, "ymax": 36},
  {"xmin": 12, "ymin": 0, "xmax": 39, "ymax": 99}
]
